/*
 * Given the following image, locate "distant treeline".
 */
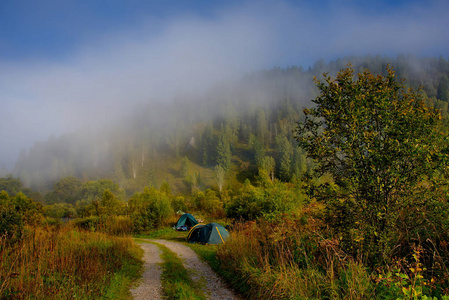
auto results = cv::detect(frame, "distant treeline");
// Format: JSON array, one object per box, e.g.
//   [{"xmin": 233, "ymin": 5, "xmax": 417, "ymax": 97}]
[{"xmin": 11, "ymin": 55, "xmax": 449, "ymax": 193}]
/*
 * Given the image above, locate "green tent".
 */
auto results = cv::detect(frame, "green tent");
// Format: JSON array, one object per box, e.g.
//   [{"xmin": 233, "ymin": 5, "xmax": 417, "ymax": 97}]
[
  {"xmin": 175, "ymin": 213, "xmax": 198, "ymax": 229},
  {"xmin": 186, "ymin": 223, "xmax": 229, "ymax": 244}
]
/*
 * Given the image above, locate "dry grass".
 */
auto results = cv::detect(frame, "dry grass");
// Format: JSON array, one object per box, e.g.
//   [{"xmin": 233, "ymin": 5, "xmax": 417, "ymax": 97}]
[
  {"xmin": 0, "ymin": 224, "xmax": 142, "ymax": 299},
  {"xmin": 217, "ymin": 213, "xmax": 374, "ymax": 299}
]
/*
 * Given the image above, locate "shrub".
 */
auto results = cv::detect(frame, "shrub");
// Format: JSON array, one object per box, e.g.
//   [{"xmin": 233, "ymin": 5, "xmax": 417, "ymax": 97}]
[
  {"xmin": 225, "ymin": 179, "xmax": 305, "ymax": 221},
  {"xmin": 0, "ymin": 191, "xmax": 43, "ymax": 243},
  {"xmin": 172, "ymin": 196, "xmax": 187, "ymax": 212},
  {"xmin": 193, "ymin": 189, "xmax": 225, "ymax": 218},
  {"xmin": 74, "ymin": 215, "xmax": 101, "ymax": 231},
  {"xmin": 128, "ymin": 187, "xmax": 174, "ymax": 232}
]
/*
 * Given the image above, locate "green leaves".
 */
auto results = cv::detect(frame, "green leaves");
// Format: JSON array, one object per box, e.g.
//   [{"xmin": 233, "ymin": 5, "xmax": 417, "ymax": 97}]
[{"xmin": 295, "ymin": 64, "xmax": 447, "ymax": 261}]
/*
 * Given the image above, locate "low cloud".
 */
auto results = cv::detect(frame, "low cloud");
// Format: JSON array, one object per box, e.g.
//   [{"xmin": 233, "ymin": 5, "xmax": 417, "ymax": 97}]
[{"xmin": 1, "ymin": 0, "xmax": 448, "ymax": 169}]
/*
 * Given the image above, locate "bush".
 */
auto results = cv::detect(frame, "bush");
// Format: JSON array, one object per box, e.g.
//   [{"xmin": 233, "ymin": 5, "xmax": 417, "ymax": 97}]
[
  {"xmin": 0, "ymin": 205, "xmax": 23, "ymax": 243},
  {"xmin": 74, "ymin": 215, "xmax": 101, "ymax": 231},
  {"xmin": 225, "ymin": 179, "xmax": 305, "ymax": 221},
  {"xmin": 0, "ymin": 191, "xmax": 43, "ymax": 243},
  {"xmin": 193, "ymin": 189, "xmax": 225, "ymax": 218},
  {"xmin": 172, "ymin": 196, "xmax": 188, "ymax": 212},
  {"xmin": 128, "ymin": 187, "xmax": 174, "ymax": 232},
  {"xmin": 44, "ymin": 202, "xmax": 77, "ymax": 219}
]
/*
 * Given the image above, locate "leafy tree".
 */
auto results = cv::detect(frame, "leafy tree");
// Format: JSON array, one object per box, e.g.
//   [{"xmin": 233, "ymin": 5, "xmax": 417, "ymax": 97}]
[
  {"xmin": 295, "ymin": 65, "xmax": 446, "ymax": 260},
  {"xmin": 194, "ymin": 189, "xmax": 224, "ymax": 217},
  {"xmin": 43, "ymin": 202, "xmax": 76, "ymax": 219},
  {"xmin": 172, "ymin": 196, "xmax": 187, "ymax": 213},
  {"xmin": 98, "ymin": 189, "xmax": 125, "ymax": 216},
  {"xmin": 225, "ymin": 179, "xmax": 302, "ymax": 221},
  {"xmin": 45, "ymin": 177, "xmax": 83, "ymax": 204},
  {"xmin": 0, "ymin": 175, "xmax": 42, "ymax": 201},
  {"xmin": 81, "ymin": 179, "xmax": 124, "ymax": 202},
  {"xmin": 13, "ymin": 192, "xmax": 43, "ymax": 224},
  {"xmin": 225, "ymin": 179, "xmax": 264, "ymax": 221},
  {"xmin": 0, "ymin": 175, "xmax": 23, "ymax": 196},
  {"xmin": 0, "ymin": 191, "xmax": 23, "ymax": 242},
  {"xmin": 0, "ymin": 191, "xmax": 43, "ymax": 240},
  {"xmin": 160, "ymin": 181, "xmax": 172, "ymax": 196},
  {"xmin": 128, "ymin": 187, "xmax": 173, "ymax": 231}
]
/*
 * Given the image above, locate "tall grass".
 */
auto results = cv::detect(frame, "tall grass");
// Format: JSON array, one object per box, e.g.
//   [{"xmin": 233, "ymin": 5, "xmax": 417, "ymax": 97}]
[
  {"xmin": 0, "ymin": 224, "xmax": 142, "ymax": 299},
  {"xmin": 217, "ymin": 212, "xmax": 375, "ymax": 299}
]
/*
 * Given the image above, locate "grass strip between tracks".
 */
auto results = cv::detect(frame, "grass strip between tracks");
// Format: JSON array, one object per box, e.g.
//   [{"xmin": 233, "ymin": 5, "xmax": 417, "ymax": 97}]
[{"xmin": 137, "ymin": 239, "xmax": 205, "ymax": 300}]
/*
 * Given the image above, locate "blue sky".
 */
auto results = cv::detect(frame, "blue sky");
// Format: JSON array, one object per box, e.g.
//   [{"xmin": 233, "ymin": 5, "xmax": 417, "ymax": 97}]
[{"xmin": 1, "ymin": 0, "xmax": 448, "ymax": 169}]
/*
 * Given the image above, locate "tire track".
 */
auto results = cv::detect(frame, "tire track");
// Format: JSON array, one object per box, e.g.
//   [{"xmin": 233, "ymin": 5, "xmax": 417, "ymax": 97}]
[{"xmin": 134, "ymin": 239, "xmax": 240, "ymax": 300}]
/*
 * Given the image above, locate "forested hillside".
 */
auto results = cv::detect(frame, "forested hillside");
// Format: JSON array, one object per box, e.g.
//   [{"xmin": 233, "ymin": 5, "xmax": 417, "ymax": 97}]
[{"xmin": 11, "ymin": 55, "xmax": 449, "ymax": 195}]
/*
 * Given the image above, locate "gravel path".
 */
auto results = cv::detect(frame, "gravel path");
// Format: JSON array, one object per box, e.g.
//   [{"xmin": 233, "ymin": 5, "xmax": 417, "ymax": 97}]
[
  {"xmin": 130, "ymin": 242, "xmax": 163, "ymax": 300},
  {"xmin": 132, "ymin": 239, "xmax": 240, "ymax": 300}
]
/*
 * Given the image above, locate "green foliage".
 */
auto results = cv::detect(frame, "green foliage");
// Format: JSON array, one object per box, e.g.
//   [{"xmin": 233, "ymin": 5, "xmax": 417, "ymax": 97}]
[
  {"xmin": 295, "ymin": 65, "xmax": 447, "ymax": 262},
  {"xmin": 225, "ymin": 179, "xmax": 304, "ymax": 221},
  {"xmin": 81, "ymin": 179, "xmax": 125, "ymax": 202},
  {"xmin": 45, "ymin": 176, "xmax": 83, "ymax": 204},
  {"xmin": 0, "ymin": 175, "xmax": 23, "ymax": 196},
  {"xmin": 0, "ymin": 191, "xmax": 24, "ymax": 243},
  {"xmin": 74, "ymin": 215, "xmax": 101, "ymax": 231},
  {"xmin": 275, "ymin": 134, "xmax": 293, "ymax": 181},
  {"xmin": 97, "ymin": 189, "xmax": 126, "ymax": 216},
  {"xmin": 193, "ymin": 189, "xmax": 224, "ymax": 217},
  {"xmin": 225, "ymin": 180, "xmax": 265, "ymax": 220},
  {"xmin": 43, "ymin": 202, "xmax": 77, "ymax": 219},
  {"xmin": 216, "ymin": 134, "xmax": 232, "ymax": 172},
  {"xmin": 248, "ymin": 134, "xmax": 266, "ymax": 166},
  {"xmin": 0, "ymin": 192, "xmax": 43, "ymax": 240},
  {"xmin": 160, "ymin": 181, "xmax": 172, "ymax": 196},
  {"xmin": 128, "ymin": 187, "xmax": 174, "ymax": 232},
  {"xmin": 45, "ymin": 177, "xmax": 125, "ymax": 208},
  {"xmin": 260, "ymin": 156, "xmax": 275, "ymax": 181},
  {"xmin": 172, "ymin": 196, "xmax": 188, "ymax": 212}
]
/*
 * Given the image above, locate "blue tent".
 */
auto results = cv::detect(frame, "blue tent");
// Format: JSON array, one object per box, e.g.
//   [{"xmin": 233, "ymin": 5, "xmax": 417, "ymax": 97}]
[
  {"xmin": 186, "ymin": 223, "xmax": 229, "ymax": 244},
  {"xmin": 175, "ymin": 213, "xmax": 198, "ymax": 230}
]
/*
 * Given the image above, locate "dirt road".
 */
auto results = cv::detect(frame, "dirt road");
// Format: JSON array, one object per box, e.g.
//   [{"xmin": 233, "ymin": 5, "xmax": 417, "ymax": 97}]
[
  {"xmin": 130, "ymin": 242, "xmax": 163, "ymax": 300},
  {"xmin": 131, "ymin": 239, "xmax": 240, "ymax": 300}
]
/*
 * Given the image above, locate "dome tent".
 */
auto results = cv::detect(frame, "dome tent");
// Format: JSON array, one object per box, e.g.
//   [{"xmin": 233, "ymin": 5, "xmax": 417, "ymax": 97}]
[
  {"xmin": 175, "ymin": 213, "xmax": 198, "ymax": 230},
  {"xmin": 186, "ymin": 223, "xmax": 229, "ymax": 244}
]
